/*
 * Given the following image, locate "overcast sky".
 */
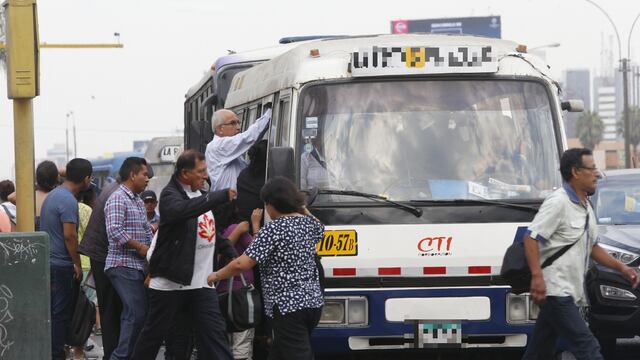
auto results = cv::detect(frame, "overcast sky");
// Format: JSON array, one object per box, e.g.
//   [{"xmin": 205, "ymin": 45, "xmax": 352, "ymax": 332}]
[{"xmin": 0, "ymin": 0, "xmax": 639, "ymax": 179}]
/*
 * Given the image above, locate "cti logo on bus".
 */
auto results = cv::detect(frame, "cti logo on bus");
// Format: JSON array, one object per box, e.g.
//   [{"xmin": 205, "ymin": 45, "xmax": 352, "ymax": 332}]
[{"xmin": 417, "ymin": 236, "xmax": 453, "ymax": 257}]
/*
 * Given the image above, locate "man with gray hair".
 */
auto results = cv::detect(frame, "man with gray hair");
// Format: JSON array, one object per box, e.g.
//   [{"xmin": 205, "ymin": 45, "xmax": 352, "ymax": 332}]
[{"xmin": 205, "ymin": 108, "xmax": 271, "ymax": 191}]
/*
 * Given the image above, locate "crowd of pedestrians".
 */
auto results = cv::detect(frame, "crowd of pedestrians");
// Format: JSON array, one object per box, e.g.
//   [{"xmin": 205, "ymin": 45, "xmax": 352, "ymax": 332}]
[{"xmin": 1, "ymin": 107, "xmax": 325, "ymax": 360}]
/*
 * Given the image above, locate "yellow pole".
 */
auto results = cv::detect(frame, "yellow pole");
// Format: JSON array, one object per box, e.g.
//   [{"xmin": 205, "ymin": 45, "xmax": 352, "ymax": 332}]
[{"xmin": 13, "ymin": 99, "xmax": 35, "ymax": 232}]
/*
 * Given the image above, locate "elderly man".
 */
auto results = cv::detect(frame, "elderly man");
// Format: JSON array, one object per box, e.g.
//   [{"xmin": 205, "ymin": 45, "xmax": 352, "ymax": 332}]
[{"xmin": 205, "ymin": 107, "xmax": 271, "ymax": 191}]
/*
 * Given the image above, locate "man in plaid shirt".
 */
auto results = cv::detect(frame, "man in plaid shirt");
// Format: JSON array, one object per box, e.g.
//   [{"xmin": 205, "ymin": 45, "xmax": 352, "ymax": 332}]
[{"xmin": 104, "ymin": 157, "xmax": 152, "ymax": 360}]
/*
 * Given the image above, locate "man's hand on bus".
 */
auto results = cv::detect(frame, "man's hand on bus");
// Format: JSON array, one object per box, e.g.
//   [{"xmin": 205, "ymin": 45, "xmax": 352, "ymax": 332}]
[{"xmin": 530, "ymin": 273, "xmax": 547, "ymax": 305}]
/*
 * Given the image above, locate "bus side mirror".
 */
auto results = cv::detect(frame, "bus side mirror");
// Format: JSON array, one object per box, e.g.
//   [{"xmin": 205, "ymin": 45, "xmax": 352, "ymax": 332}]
[
  {"xmin": 561, "ymin": 99, "xmax": 584, "ymax": 112},
  {"xmin": 268, "ymin": 147, "xmax": 295, "ymax": 182}
]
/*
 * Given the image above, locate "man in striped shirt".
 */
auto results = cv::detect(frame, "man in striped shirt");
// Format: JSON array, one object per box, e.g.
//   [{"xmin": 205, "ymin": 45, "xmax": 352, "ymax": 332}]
[{"xmin": 105, "ymin": 157, "xmax": 153, "ymax": 360}]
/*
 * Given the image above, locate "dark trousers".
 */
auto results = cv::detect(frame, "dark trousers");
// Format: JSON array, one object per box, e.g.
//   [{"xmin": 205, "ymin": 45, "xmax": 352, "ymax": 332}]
[
  {"xmin": 91, "ymin": 258, "xmax": 122, "ymax": 360},
  {"xmin": 268, "ymin": 306, "xmax": 322, "ymax": 360},
  {"xmin": 106, "ymin": 267, "xmax": 148, "ymax": 360},
  {"xmin": 131, "ymin": 287, "xmax": 233, "ymax": 360},
  {"xmin": 50, "ymin": 265, "xmax": 75, "ymax": 360},
  {"xmin": 163, "ymin": 306, "xmax": 195, "ymax": 360},
  {"xmin": 522, "ymin": 296, "xmax": 603, "ymax": 360}
]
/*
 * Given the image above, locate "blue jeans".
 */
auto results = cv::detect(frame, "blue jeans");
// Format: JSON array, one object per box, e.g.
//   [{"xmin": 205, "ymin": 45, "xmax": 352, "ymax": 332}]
[
  {"xmin": 522, "ymin": 296, "xmax": 603, "ymax": 360},
  {"xmin": 50, "ymin": 265, "xmax": 75, "ymax": 360},
  {"xmin": 106, "ymin": 267, "xmax": 147, "ymax": 360}
]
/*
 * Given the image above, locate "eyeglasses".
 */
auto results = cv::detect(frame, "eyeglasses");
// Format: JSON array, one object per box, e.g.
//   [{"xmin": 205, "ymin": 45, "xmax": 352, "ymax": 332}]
[
  {"xmin": 221, "ymin": 119, "xmax": 241, "ymax": 127},
  {"xmin": 578, "ymin": 166, "xmax": 599, "ymax": 172}
]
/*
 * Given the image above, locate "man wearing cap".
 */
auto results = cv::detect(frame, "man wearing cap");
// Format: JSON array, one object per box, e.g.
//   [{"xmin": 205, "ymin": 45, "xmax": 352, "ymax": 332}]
[
  {"xmin": 140, "ymin": 190, "xmax": 160, "ymax": 233},
  {"xmin": 205, "ymin": 107, "xmax": 271, "ymax": 191}
]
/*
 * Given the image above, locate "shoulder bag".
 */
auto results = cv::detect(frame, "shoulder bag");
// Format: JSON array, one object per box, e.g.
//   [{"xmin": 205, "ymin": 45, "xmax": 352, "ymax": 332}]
[
  {"xmin": 500, "ymin": 216, "xmax": 589, "ymax": 294},
  {"xmin": 218, "ymin": 273, "xmax": 262, "ymax": 332}
]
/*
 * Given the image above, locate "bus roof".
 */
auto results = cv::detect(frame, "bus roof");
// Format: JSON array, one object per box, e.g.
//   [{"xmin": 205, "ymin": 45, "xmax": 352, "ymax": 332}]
[
  {"xmin": 225, "ymin": 34, "xmax": 554, "ymax": 108},
  {"xmin": 184, "ymin": 42, "xmax": 307, "ymax": 99}
]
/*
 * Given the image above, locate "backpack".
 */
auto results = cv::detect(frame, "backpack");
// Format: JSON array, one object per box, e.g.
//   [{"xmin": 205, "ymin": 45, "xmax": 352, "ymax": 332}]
[{"xmin": 66, "ymin": 282, "xmax": 96, "ymax": 346}]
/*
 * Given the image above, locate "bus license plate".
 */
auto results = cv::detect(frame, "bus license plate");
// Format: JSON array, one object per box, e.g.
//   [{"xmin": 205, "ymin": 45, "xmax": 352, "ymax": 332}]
[
  {"xmin": 317, "ymin": 230, "xmax": 358, "ymax": 256},
  {"xmin": 413, "ymin": 321, "xmax": 462, "ymax": 348}
]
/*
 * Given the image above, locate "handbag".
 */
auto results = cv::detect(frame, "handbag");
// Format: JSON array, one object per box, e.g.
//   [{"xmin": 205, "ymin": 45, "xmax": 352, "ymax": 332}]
[
  {"xmin": 66, "ymin": 281, "xmax": 96, "ymax": 346},
  {"xmin": 500, "ymin": 218, "xmax": 588, "ymax": 294},
  {"xmin": 218, "ymin": 273, "xmax": 262, "ymax": 332}
]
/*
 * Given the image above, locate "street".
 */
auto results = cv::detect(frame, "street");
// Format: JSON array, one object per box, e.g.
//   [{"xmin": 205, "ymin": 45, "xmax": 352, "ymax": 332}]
[{"xmin": 77, "ymin": 333, "xmax": 640, "ymax": 360}]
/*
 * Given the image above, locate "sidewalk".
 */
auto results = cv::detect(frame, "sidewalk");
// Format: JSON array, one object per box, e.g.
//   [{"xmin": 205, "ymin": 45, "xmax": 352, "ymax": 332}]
[{"xmin": 67, "ymin": 333, "xmax": 168, "ymax": 360}]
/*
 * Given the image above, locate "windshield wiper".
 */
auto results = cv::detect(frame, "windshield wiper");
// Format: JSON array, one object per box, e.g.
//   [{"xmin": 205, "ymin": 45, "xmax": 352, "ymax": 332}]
[
  {"xmin": 309, "ymin": 188, "xmax": 423, "ymax": 217},
  {"xmin": 409, "ymin": 198, "xmax": 540, "ymax": 212}
]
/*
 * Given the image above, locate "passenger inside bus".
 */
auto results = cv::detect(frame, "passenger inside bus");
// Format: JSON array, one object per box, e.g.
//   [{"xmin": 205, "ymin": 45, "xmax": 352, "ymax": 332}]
[{"xmin": 300, "ymin": 126, "xmax": 330, "ymax": 190}]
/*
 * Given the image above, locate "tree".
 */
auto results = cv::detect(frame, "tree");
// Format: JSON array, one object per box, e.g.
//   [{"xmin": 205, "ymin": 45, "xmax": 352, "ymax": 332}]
[
  {"xmin": 618, "ymin": 106, "xmax": 640, "ymax": 159},
  {"xmin": 576, "ymin": 110, "xmax": 604, "ymax": 150}
]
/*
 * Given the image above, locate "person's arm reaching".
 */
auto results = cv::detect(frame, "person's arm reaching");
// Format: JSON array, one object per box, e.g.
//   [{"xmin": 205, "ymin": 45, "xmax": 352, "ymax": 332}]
[
  {"xmin": 208, "ymin": 254, "xmax": 257, "ymax": 285},
  {"xmin": 160, "ymin": 188, "xmax": 235, "ymax": 225},
  {"xmin": 211, "ymin": 109, "xmax": 272, "ymax": 165},
  {"xmin": 226, "ymin": 221, "xmax": 250, "ymax": 244}
]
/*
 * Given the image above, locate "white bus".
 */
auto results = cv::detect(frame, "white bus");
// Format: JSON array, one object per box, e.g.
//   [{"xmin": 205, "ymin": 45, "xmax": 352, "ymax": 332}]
[{"xmin": 222, "ymin": 34, "xmax": 582, "ymax": 354}]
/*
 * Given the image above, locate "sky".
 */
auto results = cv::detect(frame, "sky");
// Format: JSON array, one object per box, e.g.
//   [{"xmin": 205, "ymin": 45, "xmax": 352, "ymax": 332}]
[{"xmin": 0, "ymin": 0, "xmax": 639, "ymax": 179}]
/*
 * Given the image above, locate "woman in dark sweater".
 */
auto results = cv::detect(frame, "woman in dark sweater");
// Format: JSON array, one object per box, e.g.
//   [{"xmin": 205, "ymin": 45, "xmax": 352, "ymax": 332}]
[{"xmin": 208, "ymin": 177, "xmax": 324, "ymax": 360}]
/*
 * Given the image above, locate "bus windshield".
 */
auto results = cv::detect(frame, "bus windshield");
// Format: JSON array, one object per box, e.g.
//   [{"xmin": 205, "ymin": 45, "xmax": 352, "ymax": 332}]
[{"xmin": 298, "ymin": 79, "xmax": 562, "ymax": 202}]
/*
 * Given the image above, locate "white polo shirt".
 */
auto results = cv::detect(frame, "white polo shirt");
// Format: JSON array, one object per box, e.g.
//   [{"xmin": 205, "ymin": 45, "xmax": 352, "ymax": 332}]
[{"xmin": 526, "ymin": 183, "xmax": 598, "ymax": 305}]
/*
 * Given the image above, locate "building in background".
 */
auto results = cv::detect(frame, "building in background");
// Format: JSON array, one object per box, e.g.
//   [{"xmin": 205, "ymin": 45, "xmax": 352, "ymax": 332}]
[
  {"xmin": 45, "ymin": 143, "xmax": 69, "ymax": 168},
  {"xmin": 391, "ymin": 16, "xmax": 501, "ymax": 38},
  {"xmin": 563, "ymin": 69, "xmax": 591, "ymax": 138},
  {"xmin": 593, "ymin": 75, "xmax": 618, "ymax": 141}
]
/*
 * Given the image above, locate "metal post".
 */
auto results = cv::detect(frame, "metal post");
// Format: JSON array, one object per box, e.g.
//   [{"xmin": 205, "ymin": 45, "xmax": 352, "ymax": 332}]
[
  {"xmin": 13, "ymin": 99, "xmax": 36, "ymax": 232},
  {"xmin": 623, "ymin": 58, "xmax": 632, "ymax": 167},
  {"xmin": 73, "ymin": 117, "xmax": 77, "ymax": 158},
  {"xmin": 65, "ymin": 117, "xmax": 69, "ymax": 162}
]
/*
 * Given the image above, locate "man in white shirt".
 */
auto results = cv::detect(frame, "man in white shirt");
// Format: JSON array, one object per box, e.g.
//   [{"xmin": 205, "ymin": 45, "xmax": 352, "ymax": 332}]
[
  {"xmin": 523, "ymin": 148, "xmax": 640, "ymax": 360},
  {"xmin": 205, "ymin": 108, "xmax": 272, "ymax": 191}
]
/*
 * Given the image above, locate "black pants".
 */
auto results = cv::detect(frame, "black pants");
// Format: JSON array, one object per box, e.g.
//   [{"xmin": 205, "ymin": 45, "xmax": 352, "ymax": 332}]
[
  {"xmin": 131, "ymin": 287, "xmax": 233, "ymax": 360},
  {"xmin": 269, "ymin": 307, "xmax": 322, "ymax": 360},
  {"xmin": 90, "ymin": 258, "xmax": 122, "ymax": 360}
]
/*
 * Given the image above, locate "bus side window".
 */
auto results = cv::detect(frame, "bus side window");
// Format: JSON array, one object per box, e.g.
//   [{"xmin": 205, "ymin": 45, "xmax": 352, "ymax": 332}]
[
  {"xmin": 277, "ymin": 98, "xmax": 291, "ymax": 146},
  {"xmin": 247, "ymin": 106, "xmax": 258, "ymax": 129}
]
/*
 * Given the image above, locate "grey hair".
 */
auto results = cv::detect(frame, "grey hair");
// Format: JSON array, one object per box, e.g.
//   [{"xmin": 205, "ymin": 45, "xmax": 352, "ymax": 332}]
[{"xmin": 211, "ymin": 110, "xmax": 226, "ymax": 132}]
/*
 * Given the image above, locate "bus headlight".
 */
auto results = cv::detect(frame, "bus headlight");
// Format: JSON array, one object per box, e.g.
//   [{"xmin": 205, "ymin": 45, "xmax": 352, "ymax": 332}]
[
  {"xmin": 507, "ymin": 293, "xmax": 537, "ymax": 323},
  {"xmin": 319, "ymin": 300, "xmax": 345, "ymax": 324},
  {"xmin": 319, "ymin": 296, "xmax": 368, "ymax": 327}
]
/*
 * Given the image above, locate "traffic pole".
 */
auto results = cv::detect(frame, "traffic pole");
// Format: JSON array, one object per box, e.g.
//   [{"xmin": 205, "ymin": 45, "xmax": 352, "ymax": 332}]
[
  {"xmin": 623, "ymin": 58, "xmax": 631, "ymax": 168},
  {"xmin": 4, "ymin": 0, "xmax": 40, "ymax": 232},
  {"xmin": 12, "ymin": 99, "xmax": 35, "ymax": 231}
]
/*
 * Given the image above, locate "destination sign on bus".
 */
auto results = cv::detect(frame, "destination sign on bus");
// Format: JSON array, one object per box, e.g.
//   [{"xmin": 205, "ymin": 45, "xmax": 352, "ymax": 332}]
[{"xmin": 351, "ymin": 45, "xmax": 497, "ymax": 76}]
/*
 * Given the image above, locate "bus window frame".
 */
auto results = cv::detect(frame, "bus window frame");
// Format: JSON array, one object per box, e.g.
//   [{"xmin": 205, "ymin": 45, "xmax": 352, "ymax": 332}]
[
  {"xmin": 276, "ymin": 89, "xmax": 293, "ymax": 147},
  {"xmin": 294, "ymin": 76, "xmax": 564, "ymax": 193}
]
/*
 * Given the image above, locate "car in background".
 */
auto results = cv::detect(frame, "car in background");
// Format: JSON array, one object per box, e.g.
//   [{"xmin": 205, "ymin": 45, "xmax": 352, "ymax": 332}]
[{"xmin": 586, "ymin": 169, "xmax": 640, "ymax": 355}]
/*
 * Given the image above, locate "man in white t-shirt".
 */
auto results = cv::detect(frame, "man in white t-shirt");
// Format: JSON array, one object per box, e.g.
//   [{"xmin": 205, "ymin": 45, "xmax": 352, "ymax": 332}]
[{"xmin": 131, "ymin": 150, "xmax": 236, "ymax": 360}]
